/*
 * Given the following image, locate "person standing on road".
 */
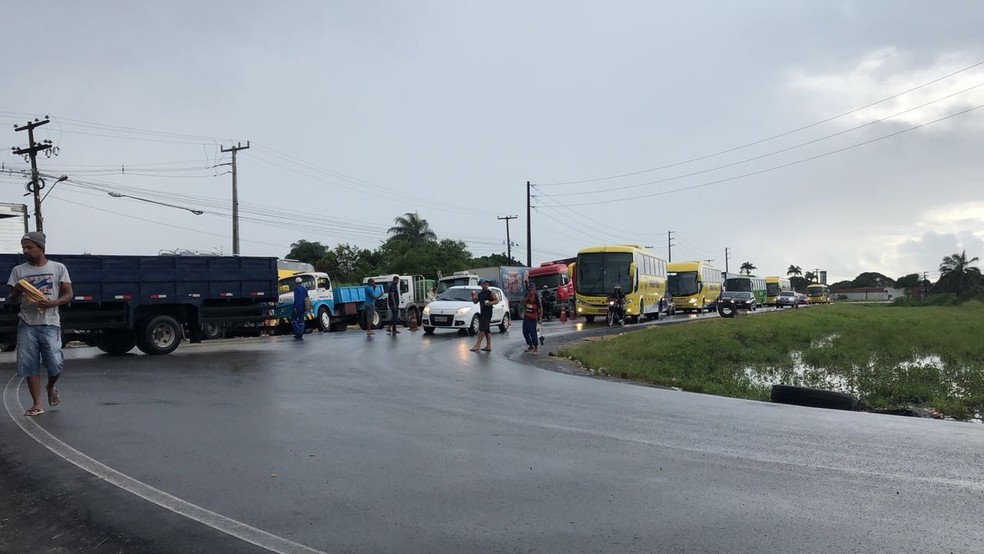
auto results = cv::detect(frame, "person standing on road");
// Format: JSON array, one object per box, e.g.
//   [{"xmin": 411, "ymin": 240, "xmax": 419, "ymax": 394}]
[
  {"xmin": 387, "ymin": 275, "xmax": 401, "ymax": 335},
  {"xmin": 363, "ymin": 278, "xmax": 383, "ymax": 336},
  {"xmin": 470, "ymin": 281, "xmax": 499, "ymax": 352},
  {"xmin": 6, "ymin": 232, "xmax": 73, "ymax": 417},
  {"xmin": 521, "ymin": 287, "xmax": 542, "ymax": 354},
  {"xmin": 291, "ymin": 277, "xmax": 308, "ymax": 341}
]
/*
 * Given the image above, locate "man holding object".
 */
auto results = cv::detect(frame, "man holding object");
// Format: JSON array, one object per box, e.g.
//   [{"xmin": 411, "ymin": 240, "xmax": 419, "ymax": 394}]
[{"xmin": 6, "ymin": 232, "xmax": 73, "ymax": 416}]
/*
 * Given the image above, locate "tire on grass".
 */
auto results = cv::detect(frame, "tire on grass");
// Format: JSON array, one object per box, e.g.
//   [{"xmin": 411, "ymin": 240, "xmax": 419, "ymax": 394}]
[{"xmin": 770, "ymin": 384, "xmax": 859, "ymax": 411}]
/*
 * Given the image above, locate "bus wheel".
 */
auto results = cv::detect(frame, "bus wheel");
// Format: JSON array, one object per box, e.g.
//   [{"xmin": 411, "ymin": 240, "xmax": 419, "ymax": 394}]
[{"xmin": 584, "ymin": 315, "xmax": 595, "ymax": 323}]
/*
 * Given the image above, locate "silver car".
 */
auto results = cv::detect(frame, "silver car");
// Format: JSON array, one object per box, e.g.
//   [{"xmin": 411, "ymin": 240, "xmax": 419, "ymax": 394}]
[{"xmin": 776, "ymin": 290, "xmax": 800, "ymax": 308}]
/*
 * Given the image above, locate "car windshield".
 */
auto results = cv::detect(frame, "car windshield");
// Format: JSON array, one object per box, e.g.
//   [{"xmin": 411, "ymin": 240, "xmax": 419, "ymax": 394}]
[
  {"xmin": 438, "ymin": 288, "xmax": 477, "ymax": 302},
  {"xmin": 780, "ymin": 291, "xmax": 796, "ymax": 297},
  {"xmin": 667, "ymin": 271, "xmax": 699, "ymax": 297}
]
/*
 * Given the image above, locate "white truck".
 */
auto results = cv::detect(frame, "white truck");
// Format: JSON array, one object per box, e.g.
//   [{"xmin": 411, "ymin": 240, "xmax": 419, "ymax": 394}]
[
  {"xmin": 361, "ymin": 274, "xmax": 435, "ymax": 327},
  {"xmin": 437, "ymin": 267, "xmax": 530, "ymax": 319}
]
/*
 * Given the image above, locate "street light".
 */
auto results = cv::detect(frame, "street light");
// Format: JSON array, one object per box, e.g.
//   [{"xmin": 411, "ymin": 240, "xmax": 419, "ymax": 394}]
[
  {"xmin": 24, "ymin": 174, "xmax": 69, "ymax": 232},
  {"xmin": 39, "ymin": 174, "xmax": 69, "ymax": 204},
  {"xmin": 106, "ymin": 191, "xmax": 204, "ymax": 215}
]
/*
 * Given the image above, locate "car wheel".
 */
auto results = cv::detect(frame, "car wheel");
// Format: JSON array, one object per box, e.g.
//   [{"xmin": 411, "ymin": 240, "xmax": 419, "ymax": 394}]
[
  {"xmin": 468, "ymin": 314, "xmax": 480, "ymax": 336},
  {"xmin": 498, "ymin": 312, "xmax": 510, "ymax": 332}
]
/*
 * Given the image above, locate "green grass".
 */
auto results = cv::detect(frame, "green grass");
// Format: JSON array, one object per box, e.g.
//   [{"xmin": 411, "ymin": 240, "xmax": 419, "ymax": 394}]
[{"xmin": 557, "ymin": 303, "xmax": 984, "ymax": 419}]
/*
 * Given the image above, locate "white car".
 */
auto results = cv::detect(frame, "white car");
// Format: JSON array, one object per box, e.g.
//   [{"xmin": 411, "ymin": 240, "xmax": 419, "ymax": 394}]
[{"xmin": 422, "ymin": 286, "xmax": 510, "ymax": 335}]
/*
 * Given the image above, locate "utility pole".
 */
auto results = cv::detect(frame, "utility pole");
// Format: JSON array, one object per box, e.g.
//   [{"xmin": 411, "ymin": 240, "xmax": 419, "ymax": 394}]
[
  {"xmin": 525, "ymin": 181, "xmax": 532, "ymax": 267},
  {"xmin": 12, "ymin": 117, "xmax": 53, "ymax": 233},
  {"xmin": 497, "ymin": 215, "xmax": 518, "ymax": 262},
  {"xmin": 667, "ymin": 230, "xmax": 675, "ymax": 262},
  {"xmin": 724, "ymin": 247, "xmax": 730, "ymax": 274},
  {"xmin": 923, "ymin": 271, "xmax": 929, "ymax": 298},
  {"xmin": 220, "ymin": 141, "xmax": 249, "ymax": 255}
]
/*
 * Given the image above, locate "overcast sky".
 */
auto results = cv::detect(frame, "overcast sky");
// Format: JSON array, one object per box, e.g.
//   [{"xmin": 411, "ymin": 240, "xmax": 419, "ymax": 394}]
[{"xmin": 3, "ymin": 1, "xmax": 983, "ymax": 282}]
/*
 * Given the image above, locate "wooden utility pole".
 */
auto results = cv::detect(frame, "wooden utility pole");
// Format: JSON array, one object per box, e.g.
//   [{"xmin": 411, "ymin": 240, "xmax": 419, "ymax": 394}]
[
  {"xmin": 220, "ymin": 141, "xmax": 249, "ymax": 255},
  {"xmin": 12, "ymin": 117, "xmax": 53, "ymax": 233},
  {"xmin": 497, "ymin": 215, "xmax": 518, "ymax": 262}
]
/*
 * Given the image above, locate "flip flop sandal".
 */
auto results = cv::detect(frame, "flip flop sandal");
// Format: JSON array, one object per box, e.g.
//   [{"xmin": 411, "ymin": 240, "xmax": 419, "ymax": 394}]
[
  {"xmin": 24, "ymin": 408, "xmax": 44, "ymax": 417},
  {"xmin": 49, "ymin": 391, "xmax": 60, "ymax": 407}
]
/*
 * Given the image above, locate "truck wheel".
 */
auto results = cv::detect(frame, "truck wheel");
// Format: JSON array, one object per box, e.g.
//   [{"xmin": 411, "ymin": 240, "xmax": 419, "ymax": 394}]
[
  {"xmin": 317, "ymin": 307, "xmax": 331, "ymax": 332},
  {"xmin": 97, "ymin": 330, "xmax": 136, "ymax": 355},
  {"xmin": 137, "ymin": 316, "xmax": 182, "ymax": 355},
  {"xmin": 468, "ymin": 315, "xmax": 480, "ymax": 336},
  {"xmin": 498, "ymin": 312, "xmax": 510, "ymax": 332},
  {"xmin": 718, "ymin": 304, "xmax": 737, "ymax": 318},
  {"xmin": 584, "ymin": 315, "xmax": 595, "ymax": 323},
  {"xmin": 203, "ymin": 321, "xmax": 223, "ymax": 340},
  {"xmin": 329, "ymin": 321, "xmax": 348, "ymax": 332},
  {"xmin": 423, "ymin": 326, "xmax": 435, "ymax": 335}
]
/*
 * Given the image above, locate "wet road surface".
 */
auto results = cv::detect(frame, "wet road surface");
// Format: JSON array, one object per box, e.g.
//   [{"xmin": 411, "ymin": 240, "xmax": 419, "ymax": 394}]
[{"xmin": 3, "ymin": 311, "xmax": 983, "ymax": 553}]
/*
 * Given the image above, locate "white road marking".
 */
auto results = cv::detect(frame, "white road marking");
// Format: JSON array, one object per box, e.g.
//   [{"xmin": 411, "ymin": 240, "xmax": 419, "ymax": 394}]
[{"xmin": 3, "ymin": 374, "xmax": 328, "ymax": 554}]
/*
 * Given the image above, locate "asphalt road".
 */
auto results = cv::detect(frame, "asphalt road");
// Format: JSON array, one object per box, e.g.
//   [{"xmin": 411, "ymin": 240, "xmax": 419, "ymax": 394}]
[{"xmin": 3, "ymin": 310, "xmax": 984, "ymax": 553}]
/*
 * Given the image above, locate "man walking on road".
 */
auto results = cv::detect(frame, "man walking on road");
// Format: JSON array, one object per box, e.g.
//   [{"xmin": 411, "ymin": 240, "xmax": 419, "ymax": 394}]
[
  {"xmin": 291, "ymin": 277, "xmax": 308, "ymax": 340},
  {"xmin": 387, "ymin": 275, "xmax": 401, "ymax": 335},
  {"xmin": 521, "ymin": 287, "xmax": 542, "ymax": 354},
  {"xmin": 363, "ymin": 278, "xmax": 383, "ymax": 336},
  {"xmin": 6, "ymin": 232, "xmax": 72, "ymax": 417}
]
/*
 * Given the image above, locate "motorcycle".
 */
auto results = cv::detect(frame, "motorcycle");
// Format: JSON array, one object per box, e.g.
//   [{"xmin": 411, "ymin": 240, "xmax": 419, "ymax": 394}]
[{"xmin": 606, "ymin": 297, "xmax": 625, "ymax": 327}]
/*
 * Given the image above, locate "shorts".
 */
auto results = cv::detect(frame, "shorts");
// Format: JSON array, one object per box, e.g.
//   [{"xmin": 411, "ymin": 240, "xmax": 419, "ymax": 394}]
[
  {"xmin": 364, "ymin": 304, "xmax": 376, "ymax": 323},
  {"xmin": 478, "ymin": 314, "xmax": 492, "ymax": 333},
  {"xmin": 16, "ymin": 323, "xmax": 63, "ymax": 378}
]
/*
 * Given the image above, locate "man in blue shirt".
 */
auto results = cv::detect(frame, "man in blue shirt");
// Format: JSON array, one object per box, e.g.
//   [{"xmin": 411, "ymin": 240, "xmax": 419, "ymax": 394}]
[
  {"xmin": 363, "ymin": 278, "xmax": 383, "ymax": 336},
  {"xmin": 292, "ymin": 277, "xmax": 308, "ymax": 340}
]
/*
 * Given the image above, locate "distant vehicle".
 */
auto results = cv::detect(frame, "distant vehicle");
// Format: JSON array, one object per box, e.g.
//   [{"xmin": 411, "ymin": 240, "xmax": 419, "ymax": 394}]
[
  {"xmin": 421, "ymin": 285, "xmax": 510, "ymax": 335},
  {"xmin": 272, "ymin": 272, "xmax": 378, "ymax": 333},
  {"xmin": 574, "ymin": 244, "xmax": 669, "ymax": 324},
  {"xmin": 797, "ymin": 292, "xmax": 809, "ymax": 305},
  {"xmin": 776, "ymin": 290, "xmax": 800, "ymax": 308},
  {"xmin": 807, "ymin": 284, "xmax": 833, "ymax": 304},
  {"xmin": 667, "ymin": 261, "xmax": 723, "ymax": 314},
  {"xmin": 724, "ymin": 275, "xmax": 767, "ymax": 306},
  {"xmin": 765, "ymin": 276, "xmax": 792, "ymax": 306},
  {"xmin": 718, "ymin": 290, "xmax": 758, "ymax": 311},
  {"xmin": 528, "ymin": 260, "xmax": 575, "ymax": 318},
  {"xmin": 277, "ymin": 259, "xmax": 315, "ymax": 279},
  {"xmin": 362, "ymin": 274, "xmax": 433, "ymax": 326},
  {"xmin": 437, "ymin": 266, "xmax": 529, "ymax": 318}
]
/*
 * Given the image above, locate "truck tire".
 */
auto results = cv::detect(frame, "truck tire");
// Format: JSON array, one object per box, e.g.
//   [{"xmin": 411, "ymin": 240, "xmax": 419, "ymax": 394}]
[
  {"xmin": 97, "ymin": 330, "xmax": 136, "ymax": 355},
  {"xmin": 718, "ymin": 304, "xmax": 738, "ymax": 318},
  {"xmin": 137, "ymin": 315, "xmax": 182, "ymax": 355},
  {"xmin": 317, "ymin": 307, "xmax": 331, "ymax": 332},
  {"xmin": 203, "ymin": 321, "xmax": 224, "ymax": 340},
  {"xmin": 468, "ymin": 315, "xmax": 480, "ymax": 336},
  {"xmin": 329, "ymin": 321, "xmax": 348, "ymax": 332},
  {"xmin": 770, "ymin": 384, "xmax": 859, "ymax": 411}
]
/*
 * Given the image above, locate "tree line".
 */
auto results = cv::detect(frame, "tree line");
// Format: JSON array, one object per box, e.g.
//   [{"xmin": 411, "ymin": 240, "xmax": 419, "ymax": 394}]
[{"xmin": 285, "ymin": 212, "xmax": 520, "ymax": 285}]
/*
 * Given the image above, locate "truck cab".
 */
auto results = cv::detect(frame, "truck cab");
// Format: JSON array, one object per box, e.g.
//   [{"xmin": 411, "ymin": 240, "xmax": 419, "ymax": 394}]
[
  {"xmin": 528, "ymin": 262, "xmax": 575, "ymax": 317},
  {"xmin": 276, "ymin": 272, "xmax": 378, "ymax": 333},
  {"xmin": 362, "ymin": 274, "xmax": 430, "ymax": 326},
  {"xmin": 437, "ymin": 271, "xmax": 478, "ymax": 294}
]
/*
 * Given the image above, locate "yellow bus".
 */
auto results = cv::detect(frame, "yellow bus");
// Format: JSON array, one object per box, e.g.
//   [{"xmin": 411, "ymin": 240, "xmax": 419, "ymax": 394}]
[
  {"xmin": 277, "ymin": 259, "xmax": 314, "ymax": 280},
  {"xmin": 807, "ymin": 283, "xmax": 832, "ymax": 304},
  {"xmin": 765, "ymin": 276, "xmax": 792, "ymax": 306},
  {"xmin": 574, "ymin": 244, "xmax": 668, "ymax": 323},
  {"xmin": 667, "ymin": 261, "xmax": 723, "ymax": 314}
]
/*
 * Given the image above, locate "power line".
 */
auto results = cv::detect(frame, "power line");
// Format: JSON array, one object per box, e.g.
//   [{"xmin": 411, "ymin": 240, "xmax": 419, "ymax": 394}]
[
  {"xmin": 536, "ymin": 80, "xmax": 984, "ymax": 198},
  {"xmin": 534, "ymin": 58, "xmax": 984, "ymax": 186},
  {"xmin": 542, "ymin": 102, "xmax": 984, "ymax": 208}
]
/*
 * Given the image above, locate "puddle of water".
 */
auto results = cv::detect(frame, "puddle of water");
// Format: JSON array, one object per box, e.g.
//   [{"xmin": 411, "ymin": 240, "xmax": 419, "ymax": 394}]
[{"xmin": 809, "ymin": 333, "xmax": 840, "ymax": 349}]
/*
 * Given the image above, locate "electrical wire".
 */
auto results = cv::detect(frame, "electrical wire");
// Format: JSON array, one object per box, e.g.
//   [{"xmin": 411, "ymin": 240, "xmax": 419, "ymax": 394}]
[{"xmin": 533, "ymin": 58, "xmax": 984, "ymax": 186}]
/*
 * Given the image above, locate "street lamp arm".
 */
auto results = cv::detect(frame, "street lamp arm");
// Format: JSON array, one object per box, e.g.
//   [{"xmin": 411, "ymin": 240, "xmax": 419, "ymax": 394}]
[{"xmin": 106, "ymin": 191, "xmax": 203, "ymax": 215}]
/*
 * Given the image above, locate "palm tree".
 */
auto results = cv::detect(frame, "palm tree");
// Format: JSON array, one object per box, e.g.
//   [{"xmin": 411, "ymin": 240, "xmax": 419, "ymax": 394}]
[
  {"xmin": 804, "ymin": 271, "xmax": 816, "ymax": 283},
  {"xmin": 939, "ymin": 250, "xmax": 981, "ymax": 294},
  {"xmin": 387, "ymin": 212, "xmax": 437, "ymax": 246},
  {"xmin": 786, "ymin": 265, "xmax": 802, "ymax": 277},
  {"xmin": 739, "ymin": 261, "xmax": 756, "ymax": 275}
]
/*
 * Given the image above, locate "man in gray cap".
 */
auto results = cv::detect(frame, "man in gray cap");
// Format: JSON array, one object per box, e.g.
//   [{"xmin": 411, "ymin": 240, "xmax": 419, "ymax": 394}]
[{"xmin": 6, "ymin": 232, "xmax": 73, "ymax": 416}]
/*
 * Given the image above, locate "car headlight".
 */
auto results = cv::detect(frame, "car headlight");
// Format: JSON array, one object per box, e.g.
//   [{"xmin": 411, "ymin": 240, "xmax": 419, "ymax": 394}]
[
  {"xmin": 456, "ymin": 307, "xmax": 471, "ymax": 315},
  {"xmin": 423, "ymin": 306, "xmax": 430, "ymax": 315}
]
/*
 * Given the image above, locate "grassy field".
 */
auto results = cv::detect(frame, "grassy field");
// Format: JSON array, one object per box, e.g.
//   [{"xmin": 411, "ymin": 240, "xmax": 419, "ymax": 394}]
[{"xmin": 557, "ymin": 303, "xmax": 984, "ymax": 419}]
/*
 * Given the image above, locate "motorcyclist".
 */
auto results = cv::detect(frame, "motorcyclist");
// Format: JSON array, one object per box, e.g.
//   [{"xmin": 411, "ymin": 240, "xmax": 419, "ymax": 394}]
[
  {"xmin": 540, "ymin": 284, "xmax": 555, "ymax": 320},
  {"xmin": 607, "ymin": 284, "xmax": 626, "ymax": 324}
]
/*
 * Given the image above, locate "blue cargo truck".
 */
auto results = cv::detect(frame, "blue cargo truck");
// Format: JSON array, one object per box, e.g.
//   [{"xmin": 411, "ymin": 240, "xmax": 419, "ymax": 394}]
[
  {"xmin": 271, "ymin": 271, "xmax": 381, "ymax": 333},
  {"xmin": 0, "ymin": 254, "xmax": 279, "ymax": 355}
]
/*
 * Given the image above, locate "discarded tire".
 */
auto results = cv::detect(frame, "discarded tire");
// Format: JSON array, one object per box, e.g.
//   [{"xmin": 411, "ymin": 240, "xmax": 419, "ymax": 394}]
[
  {"xmin": 770, "ymin": 384, "xmax": 859, "ymax": 411},
  {"xmin": 718, "ymin": 303, "xmax": 737, "ymax": 318}
]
